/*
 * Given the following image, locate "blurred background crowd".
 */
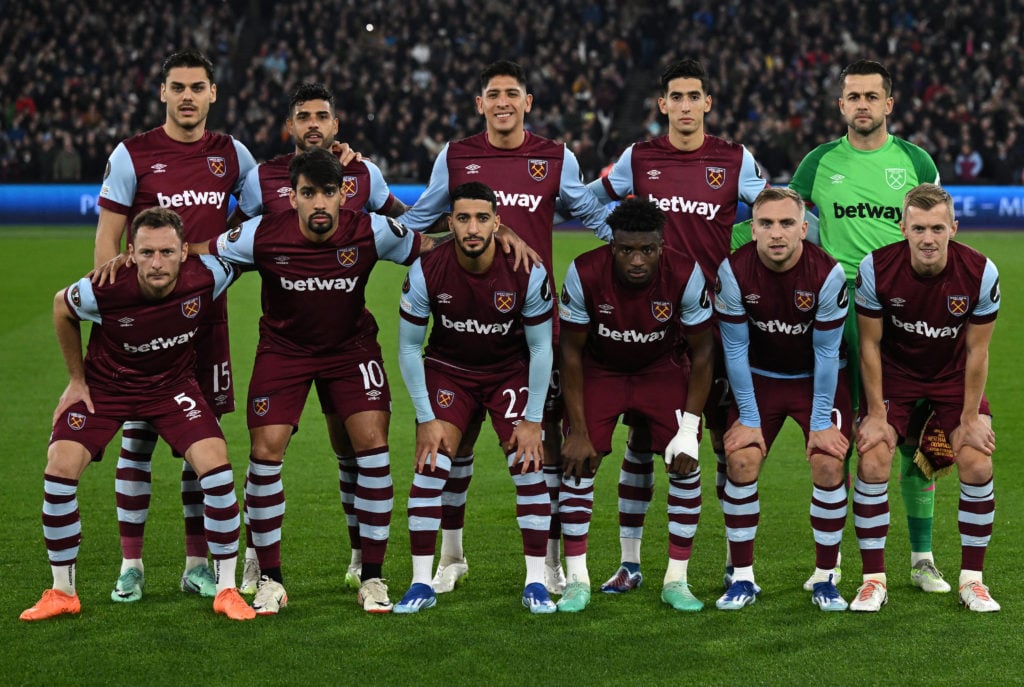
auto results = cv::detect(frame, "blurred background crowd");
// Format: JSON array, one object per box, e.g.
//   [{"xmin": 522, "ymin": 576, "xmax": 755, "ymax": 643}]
[{"xmin": 2, "ymin": 0, "xmax": 1022, "ymax": 185}]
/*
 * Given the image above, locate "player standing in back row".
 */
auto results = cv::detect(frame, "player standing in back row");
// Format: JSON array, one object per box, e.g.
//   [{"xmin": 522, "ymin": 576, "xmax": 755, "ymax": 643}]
[
  {"xmin": 399, "ymin": 60, "xmax": 612, "ymax": 596},
  {"xmin": 585, "ymin": 58, "xmax": 766, "ymax": 593}
]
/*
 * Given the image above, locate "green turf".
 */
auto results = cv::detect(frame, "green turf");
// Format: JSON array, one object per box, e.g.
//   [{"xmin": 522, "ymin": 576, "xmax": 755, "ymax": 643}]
[{"xmin": 2, "ymin": 228, "xmax": 1021, "ymax": 686}]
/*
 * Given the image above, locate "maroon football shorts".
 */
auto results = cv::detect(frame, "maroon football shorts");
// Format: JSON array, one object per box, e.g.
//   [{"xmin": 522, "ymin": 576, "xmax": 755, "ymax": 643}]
[
  {"xmin": 246, "ymin": 344, "xmax": 391, "ymax": 429},
  {"xmin": 860, "ymin": 374, "xmax": 991, "ymax": 443},
  {"xmin": 195, "ymin": 318, "xmax": 233, "ymax": 415},
  {"xmin": 578, "ymin": 357, "xmax": 692, "ymax": 455},
  {"xmin": 726, "ymin": 369, "xmax": 853, "ymax": 451},
  {"xmin": 50, "ymin": 378, "xmax": 224, "ymax": 460},
  {"xmin": 424, "ymin": 358, "xmax": 531, "ymax": 445}
]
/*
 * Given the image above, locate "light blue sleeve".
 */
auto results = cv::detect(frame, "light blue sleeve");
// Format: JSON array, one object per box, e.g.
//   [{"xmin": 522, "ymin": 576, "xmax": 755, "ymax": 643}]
[
  {"xmin": 524, "ymin": 319, "xmax": 554, "ymax": 423},
  {"xmin": 237, "ymin": 164, "xmax": 265, "ymax": 218},
  {"xmin": 362, "ymin": 159, "xmax": 392, "ymax": 212},
  {"xmin": 397, "ymin": 144, "xmax": 452, "ymax": 231},
  {"xmin": 558, "ymin": 261, "xmax": 589, "ymax": 325},
  {"xmin": 601, "ymin": 145, "xmax": 636, "ymax": 200},
  {"xmin": 716, "ymin": 261, "xmax": 758, "ymax": 427},
  {"xmin": 522, "ymin": 264, "xmax": 552, "ymax": 319},
  {"xmin": 398, "ymin": 260, "xmax": 431, "ymax": 320},
  {"xmin": 680, "ymin": 262, "xmax": 712, "ymax": 327},
  {"xmin": 67, "ymin": 278, "xmax": 101, "ymax": 324},
  {"xmin": 816, "ymin": 263, "xmax": 849, "ymax": 324},
  {"xmin": 232, "ymin": 138, "xmax": 258, "ymax": 195},
  {"xmin": 213, "ymin": 216, "xmax": 260, "ymax": 266},
  {"xmin": 198, "ymin": 254, "xmax": 239, "ymax": 299},
  {"xmin": 397, "ymin": 317, "xmax": 434, "ymax": 423},
  {"xmin": 559, "ymin": 147, "xmax": 612, "ymax": 241},
  {"xmin": 371, "ymin": 214, "xmax": 418, "ymax": 265},
  {"xmin": 804, "ymin": 209, "xmax": 821, "ymax": 246},
  {"xmin": 98, "ymin": 142, "xmax": 137, "ymax": 207},
  {"xmin": 811, "ymin": 325, "xmax": 843, "ymax": 431},
  {"xmin": 854, "ymin": 254, "xmax": 880, "ymax": 311},
  {"xmin": 737, "ymin": 146, "xmax": 769, "ymax": 204},
  {"xmin": 973, "ymin": 259, "xmax": 1000, "ymax": 317}
]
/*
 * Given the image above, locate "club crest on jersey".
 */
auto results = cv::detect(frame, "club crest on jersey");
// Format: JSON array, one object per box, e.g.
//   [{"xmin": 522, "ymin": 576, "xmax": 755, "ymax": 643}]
[
  {"xmin": 67, "ymin": 412, "xmax": 86, "ymax": 431},
  {"xmin": 528, "ymin": 159, "xmax": 549, "ymax": 181},
  {"xmin": 885, "ymin": 168, "xmax": 907, "ymax": 190},
  {"xmin": 70, "ymin": 285, "xmax": 82, "ymax": 307},
  {"xmin": 494, "ymin": 291, "xmax": 516, "ymax": 313},
  {"xmin": 337, "ymin": 246, "xmax": 358, "ymax": 268},
  {"xmin": 706, "ymin": 166, "xmax": 726, "ymax": 189},
  {"xmin": 651, "ymin": 300, "xmax": 672, "ymax": 322},
  {"xmin": 948, "ymin": 295, "xmax": 969, "ymax": 316},
  {"xmin": 226, "ymin": 227, "xmax": 242, "ymax": 243},
  {"xmin": 794, "ymin": 290, "xmax": 815, "ymax": 312},
  {"xmin": 181, "ymin": 296, "xmax": 201, "ymax": 319},
  {"xmin": 341, "ymin": 176, "xmax": 358, "ymax": 198},
  {"xmin": 436, "ymin": 389, "xmax": 455, "ymax": 409},
  {"xmin": 252, "ymin": 397, "xmax": 270, "ymax": 416},
  {"xmin": 207, "ymin": 156, "xmax": 227, "ymax": 178}
]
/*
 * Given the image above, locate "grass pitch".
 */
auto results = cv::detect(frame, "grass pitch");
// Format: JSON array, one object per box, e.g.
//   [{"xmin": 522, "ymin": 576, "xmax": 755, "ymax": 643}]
[{"xmin": 2, "ymin": 228, "xmax": 1022, "ymax": 686}]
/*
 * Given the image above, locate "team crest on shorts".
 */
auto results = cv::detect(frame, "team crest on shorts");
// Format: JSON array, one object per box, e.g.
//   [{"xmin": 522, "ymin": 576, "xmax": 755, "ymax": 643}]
[
  {"xmin": 651, "ymin": 300, "xmax": 672, "ymax": 322},
  {"xmin": 528, "ymin": 159, "xmax": 548, "ymax": 181},
  {"xmin": 69, "ymin": 285, "xmax": 81, "ymax": 307},
  {"xmin": 252, "ymin": 396, "xmax": 270, "ymax": 416},
  {"xmin": 948, "ymin": 295, "xmax": 969, "ymax": 316},
  {"xmin": 67, "ymin": 412, "xmax": 86, "ymax": 431},
  {"xmin": 181, "ymin": 296, "xmax": 201, "ymax": 319},
  {"xmin": 337, "ymin": 246, "xmax": 358, "ymax": 268},
  {"xmin": 436, "ymin": 389, "xmax": 455, "ymax": 409},
  {"xmin": 794, "ymin": 290, "xmax": 815, "ymax": 312},
  {"xmin": 494, "ymin": 291, "xmax": 516, "ymax": 313},
  {"xmin": 884, "ymin": 168, "xmax": 907, "ymax": 190},
  {"xmin": 705, "ymin": 166, "xmax": 726, "ymax": 189},
  {"xmin": 207, "ymin": 156, "xmax": 227, "ymax": 178},
  {"xmin": 341, "ymin": 176, "xmax": 358, "ymax": 198}
]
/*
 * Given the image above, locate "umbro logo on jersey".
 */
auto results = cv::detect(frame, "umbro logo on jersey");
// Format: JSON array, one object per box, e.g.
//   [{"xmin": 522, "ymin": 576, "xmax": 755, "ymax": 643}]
[
  {"xmin": 118, "ymin": 316, "xmax": 135, "ymax": 328},
  {"xmin": 598, "ymin": 303, "xmax": 614, "ymax": 314},
  {"xmin": 437, "ymin": 293, "xmax": 453, "ymax": 304},
  {"xmin": 151, "ymin": 163, "xmax": 168, "ymax": 174},
  {"xmin": 366, "ymin": 389, "xmax": 383, "ymax": 401},
  {"xmin": 744, "ymin": 294, "xmax": 761, "ymax": 304},
  {"xmin": 465, "ymin": 164, "xmax": 481, "ymax": 175},
  {"xmin": 889, "ymin": 297, "xmax": 906, "ymax": 308},
  {"xmin": 830, "ymin": 174, "xmax": 845, "ymax": 184},
  {"xmin": 647, "ymin": 169, "xmax": 662, "ymax": 180},
  {"xmin": 276, "ymin": 186, "xmax": 292, "ymax": 198},
  {"xmin": 274, "ymin": 255, "xmax": 290, "ymax": 265}
]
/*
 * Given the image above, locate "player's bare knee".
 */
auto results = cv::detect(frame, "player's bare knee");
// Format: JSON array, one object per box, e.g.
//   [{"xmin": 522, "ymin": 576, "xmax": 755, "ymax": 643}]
[
  {"xmin": 725, "ymin": 448, "xmax": 761, "ymax": 482},
  {"xmin": 249, "ymin": 424, "xmax": 290, "ymax": 462},
  {"xmin": 856, "ymin": 447, "xmax": 892, "ymax": 483},
  {"xmin": 809, "ymin": 454, "xmax": 845, "ymax": 487},
  {"xmin": 184, "ymin": 437, "xmax": 229, "ymax": 476},
  {"xmin": 956, "ymin": 448, "xmax": 993, "ymax": 484},
  {"xmin": 45, "ymin": 441, "xmax": 92, "ymax": 480}
]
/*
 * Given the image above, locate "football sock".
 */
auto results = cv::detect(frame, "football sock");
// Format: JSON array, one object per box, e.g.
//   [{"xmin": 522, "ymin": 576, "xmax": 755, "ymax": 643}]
[
  {"xmin": 618, "ymin": 446, "xmax": 653, "ymax": 540},
  {"xmin": 43, "ymin": 474, "xmax": 80, "ymax": 594},
  {"xmin": 666, "ymin": 468, "xmax": 701, "ymax": 573},
  {"xmin": 664, "ymin": 558, "xmax": 689, "ymax": 585},
  {"xmin": 411, "ymin": 555, "xmax": 434, "ymax": 586},
  {"xmin": 620, "ymin": 538, "xmax": 641, "ymax": 566},
  {"xmin": 899, "ymin": 445, "xmax": 934, "ymax": 554},
  {"xmin": 810, "ymin": 481, "xmax": 846, "ymax": 570},
  {"xmin": 408, "ymin": 453, "xmax": 452, "ymax": 558},
  {"xmin": 121, "ymin": 558, "xmax": 143, "ymax": 575},
  {"xmin": 440, "ymin": 453, "xmax": 474, "ymax": 530},
  {"xmin": 525, "ymin": 555, "xmax": 545, "ymax": 587},
  {"xmin": 115, "ymin": 420, "xmax": 156, "ymax": 560},
  {"xmin": 722, "ymin": 478, "xmax": 758, "ymax": 568},
  {"xmin": 181, "ymin": 461, "xmax": 208, "ymax": 559},
  {"xmin": 853, "ymin": 477, "xmax": 889, "ymax": 576},
  {"xmin": 559, "ymin": 474, "xmax": 594, "ymax": 562},
  {"xmin": 336, "ymin": 453, "xmax": 361, "ymax": 554},
  {"xmin": 246, "ymin": 457, "xmax": 285, "ymax": 570},
  {"xmin": 198, "ymin": 464, "xmax": 241, "ymax": 588},
  {"xmin": 509, "ymin": 453, "xmax": 550, "ymax": 560},
  {"xmin": 959, "ymin": 479, "xmax": 994, "ymax": 572},
  {"xmin": 354, "ymin": 447, "xmax": 394, "ymax": 571},
  {"xmin": 565, "ymin": 554, "xmax": 589, "ymax": 585},
  {"xmin": 438, "ymin": 528, "xmax": 464, "ymax": 565}
]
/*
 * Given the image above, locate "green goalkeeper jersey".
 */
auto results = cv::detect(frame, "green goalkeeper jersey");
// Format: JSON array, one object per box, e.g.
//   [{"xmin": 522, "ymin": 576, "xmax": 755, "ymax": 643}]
[{"xmin": 789, "ymin": 133, "xmax": 938, "ymax": 279}]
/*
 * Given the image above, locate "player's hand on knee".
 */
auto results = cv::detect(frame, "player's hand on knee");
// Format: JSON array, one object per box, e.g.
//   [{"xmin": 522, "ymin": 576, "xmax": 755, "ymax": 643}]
[
  {"xmin": 53, "ymin": 379, "xmax": 94, "ymax": 425},
  {"xmin": 950, "ymin": 416, "xmax": 995, "ymax": 456},
  {"xmin": 856, "ymin": 415, "xmax": 896, "ymax": 456},
  {"xmin": 561, "ymin": 432, "xmax": 597, "ymax": 483},
  {"xmin": 807, "ymin": 426, "xmax": 848, "ymax": 462},
  {"xmin": 510, "ymin": 420, "xmax": 543, "ymax": 473},
  {"xmin": 724, "ymin": 420, "xmax": 766, "ymax": 457},
  {"xmin": 415, "ymin": 420, "xmax": 451, "ymax": 472},
  {"xmin": 665, "ymin": 412, "xmax": 701, "ymax": 474}
]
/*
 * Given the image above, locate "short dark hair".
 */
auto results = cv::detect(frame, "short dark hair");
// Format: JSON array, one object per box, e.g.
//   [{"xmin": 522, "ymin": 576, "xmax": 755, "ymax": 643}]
[
  {"xmin": 451, "ymin": 182, "xmax": 497, "ymax": 213},
  {"xmin": 290, "ymin": 82, "xmax": 335, "ymax": 111},
  {"xmin": 161, "ymin": 48, "xmax": 215, "ymax": 83},
  {"xmin": 131, "ymin": 207, "xmax": 184, "ymax": 242},
  {"xmin": 606, "ymin": 197, "xmax": 666, "ymax": 235},
  {"xmin": 479, "ymin": 60, "xmax": 527, "ymax": 92},
  {"xmin": 289, "ymin": 147, "xmax": 343, "ymax": 189},
  {"xmin": 660, "ymin": 58, "xmax": 709, "ymax": 95},
  {"xmin": 840, "ymin": 59, "xmax": 892, "ymax": 97}
]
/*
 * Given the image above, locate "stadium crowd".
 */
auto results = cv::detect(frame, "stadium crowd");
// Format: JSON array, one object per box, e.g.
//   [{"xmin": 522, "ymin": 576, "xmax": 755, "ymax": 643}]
[{"xmin": 2, "ymin": 0, "xmax": 1023, "ymax": 184}]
